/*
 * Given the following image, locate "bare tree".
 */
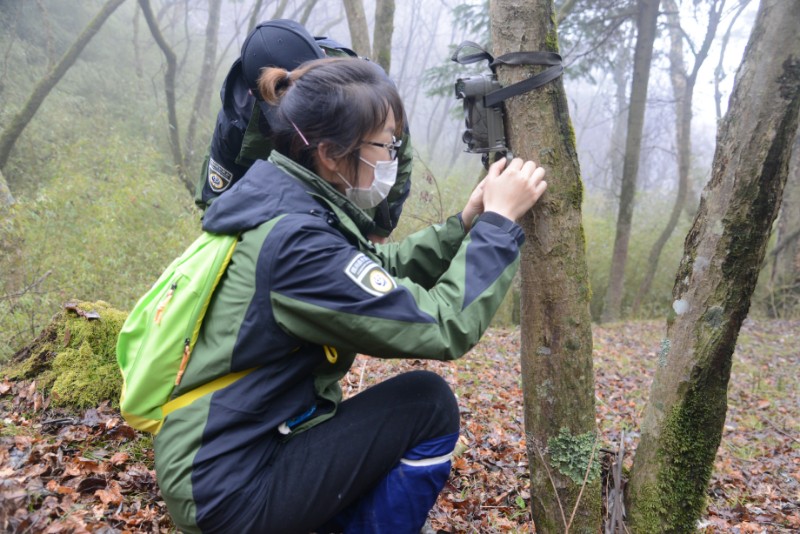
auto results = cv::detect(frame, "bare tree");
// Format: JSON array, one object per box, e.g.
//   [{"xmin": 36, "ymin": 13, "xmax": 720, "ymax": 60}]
[
  {"xmin": 627, "ymin": 1, "xmax": 800, "ymax": 529},
  {"xmin": 601, "ymin": 0, "xmax": 661, "ymax": 322},
  {"xmin": 297, "ymin": 0, "xmax": 320, "ymax": 25},
  {"xmin": 137, "ymin": 0, "xmax": 190, "ymax": 192},
  {"xmin": 182, "ymin": 0, "xmax": 222, "ymax": 175},
  {"xmin": 633, "ymin": 0, "xmax": 725, "ymax": 315},
  {"xmin": 768, "ymin": 132, "xmax": 800, "ymax": 316},
  {"xmin": 372, "ymin": 0, "xmax": 395, "ymax": 73},
  {"xmin": 342, "ymin": 0, "xmax": 371, "ymax": 57},
  {"xmin": 0, "ymin": 0, "xmax": 126, "ymax": 172},
  {"xmin": 714, "ymin": 0, "xmax": 753, "ymax": 120},
  {"xmin": 490, "ymin": 0, "xmax": 599, "ymax": 531}
]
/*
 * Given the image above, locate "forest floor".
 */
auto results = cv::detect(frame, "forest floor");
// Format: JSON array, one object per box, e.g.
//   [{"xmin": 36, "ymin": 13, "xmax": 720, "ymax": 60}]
[{"xmin": 0, "ymin": 319, "xmax": 798, "ymax": 533}]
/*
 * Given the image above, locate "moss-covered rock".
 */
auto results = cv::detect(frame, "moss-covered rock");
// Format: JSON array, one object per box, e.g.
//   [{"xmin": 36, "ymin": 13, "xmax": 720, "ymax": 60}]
[{"xmin": 3, "ymin": 300, "xmax": 127, "ymax": 409}]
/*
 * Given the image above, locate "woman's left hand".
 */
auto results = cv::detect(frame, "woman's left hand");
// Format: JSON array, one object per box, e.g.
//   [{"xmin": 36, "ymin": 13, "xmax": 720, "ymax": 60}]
[{"xmin": 462, "ymin": 177, "xmax": 488, "ymax": 232}]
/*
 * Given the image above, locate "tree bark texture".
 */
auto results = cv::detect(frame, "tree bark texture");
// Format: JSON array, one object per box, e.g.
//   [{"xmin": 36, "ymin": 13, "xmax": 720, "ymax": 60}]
[
  {"xmin": 633, "ymin": 0, "xmax": 724, "ymax": 315},
  {"xmin": 626, "ymin": 2, "xmax": 800, "ymax": 531},
  {"xmin": 0, "ymin": 0, "xmax": 126, "ymax": 172},
  {"xmin": 138, "ymin": 0, "xmax": 190, "ymax": 193},
  {"xmin": 182, "ymin": 0, "xmax": 222, "ymax": 175},
  {"xmin": 342, "ymin": 0, "xmax": 371, "ymax": 58},
  {"xmin": 372, "ymin": 0, "xmax": 395, "ymax": 73},
  {"xmin": 601, "ymin": 0, "xmax": 661, "ymax": 323},
  {"xmin": 490, "ymin": 2, "xmax": 599, "ymax": 532}
]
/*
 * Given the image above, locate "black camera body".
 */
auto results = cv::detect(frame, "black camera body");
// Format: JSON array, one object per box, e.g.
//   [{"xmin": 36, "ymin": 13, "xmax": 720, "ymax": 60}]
[{"xmin": 455, "ymin": 74, "xmax": 508, "ymax": 154}]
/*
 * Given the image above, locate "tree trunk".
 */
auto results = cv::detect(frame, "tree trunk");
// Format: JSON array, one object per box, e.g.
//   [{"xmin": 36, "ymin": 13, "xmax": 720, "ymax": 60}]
[
  {"xmin": 768, "ymin": 132, "xmax": 800, "ymax": 316},
  {"xmin": 601, "ymin": 0, "xmax": 661, "ymax": 323},
  {"xmin": 0, "ymin": 0, "xmax": 126, "ymax": 172},
  {"xmin": 298, "ymin": 0, "xmax": 321, "ymax": 26},
  {"xmin": 182, "ymin": 0, "xmax": 222, "ymax": 175},
  {"xmin": 490, "ymin": 2, "xmax": 599, "ymax": 533},
  {"xmin": 247, "ymin": 0, "xmax": 265, "ymax": 33},
  {"xmin": 372, "ymin": 0, "xmax": 395, "ymax": 73},
  {"xmin": 607, "ymin": 41, "xmax": 630, "ymax": 197},
  {"xmin": 342, "ymin": 0, "xmax": 371, "ymax": 58},
  {"xmin": 633, "ymin": 0, "xmax": 724, "ymax": 316},
  {"xmin": 138, "ymin": 0, "xmax": 190, "ymax": 193},
  {"xmin": 714, "ymin": 0, "xmax": 752, "ymax": 121},
  {"xmin": 0, "ymin": 169, "xmax": 14, "ymax": 207},
  {"xmin": 626, "ymin": 2, "xmax": 800, "ymax": 531}
]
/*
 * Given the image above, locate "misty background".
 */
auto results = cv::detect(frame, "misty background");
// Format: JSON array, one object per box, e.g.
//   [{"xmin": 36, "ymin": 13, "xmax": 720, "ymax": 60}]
[{"xmin": 2, "ymin": 0, "xmax": 791, "ymax": 361}]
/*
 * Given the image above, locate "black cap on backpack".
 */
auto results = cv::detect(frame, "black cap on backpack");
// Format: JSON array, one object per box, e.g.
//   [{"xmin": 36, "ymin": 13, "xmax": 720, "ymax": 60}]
[{"xmin": 240, "ymin": 19, "xmax": 325, "ymax": 98}]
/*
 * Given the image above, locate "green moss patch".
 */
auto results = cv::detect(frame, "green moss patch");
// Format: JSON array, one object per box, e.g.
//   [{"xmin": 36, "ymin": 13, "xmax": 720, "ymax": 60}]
[{"xmin": 3, "ymin": 300, "xmax": 127, "ymax": 409}]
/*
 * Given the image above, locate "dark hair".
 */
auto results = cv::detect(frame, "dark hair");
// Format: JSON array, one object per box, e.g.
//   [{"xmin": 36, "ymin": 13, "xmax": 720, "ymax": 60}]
[{"xmin": 258, "ymin": 58, "xmax": 405, "ymax": 182}]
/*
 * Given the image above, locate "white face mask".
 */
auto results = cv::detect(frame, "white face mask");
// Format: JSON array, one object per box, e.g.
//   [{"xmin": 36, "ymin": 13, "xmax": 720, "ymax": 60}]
[{"xmin": 337, "ymin": 157, "xmax": 398, "ymax": 209}]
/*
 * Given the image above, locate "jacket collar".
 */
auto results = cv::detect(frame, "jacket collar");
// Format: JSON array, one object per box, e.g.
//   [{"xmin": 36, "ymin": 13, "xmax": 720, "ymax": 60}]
[{"xmin": 268, "ymin": 151, "xmax": 377, "ymax": 239}]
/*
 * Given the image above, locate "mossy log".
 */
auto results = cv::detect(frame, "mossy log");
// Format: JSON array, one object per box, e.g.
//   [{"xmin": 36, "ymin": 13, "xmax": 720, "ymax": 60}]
[{"xmin": 2, "ymin": 300, "xmax": 127, "ymax": 410}]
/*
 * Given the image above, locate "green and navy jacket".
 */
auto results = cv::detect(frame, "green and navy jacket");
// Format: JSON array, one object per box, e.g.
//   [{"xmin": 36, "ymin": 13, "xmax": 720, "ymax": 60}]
[{"xmin": 155, "ymin": 150, "xmax": 525, "ymax": 532}]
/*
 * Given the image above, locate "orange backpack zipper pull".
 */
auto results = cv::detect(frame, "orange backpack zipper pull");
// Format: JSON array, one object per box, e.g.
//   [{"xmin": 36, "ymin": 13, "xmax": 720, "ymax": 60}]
[
  {"xmin": 175, "ymin": 338, "xmax": 191, "ymax": 386},
  {"xmin": 154, "ymin": 283, "xmax": 178, "ymax": 325}
]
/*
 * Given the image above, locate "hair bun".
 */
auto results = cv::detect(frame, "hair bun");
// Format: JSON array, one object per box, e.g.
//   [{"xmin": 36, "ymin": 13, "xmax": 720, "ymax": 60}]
[{"xmin": 259, "ymin": 67, "xmax": 292, "ymax": 105}]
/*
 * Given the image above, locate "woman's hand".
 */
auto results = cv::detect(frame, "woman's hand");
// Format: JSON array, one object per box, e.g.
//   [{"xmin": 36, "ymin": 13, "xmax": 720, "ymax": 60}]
[
  {"xmin": 482, "ymin": 157, "xmax": 547, "ymax": 223},
  {"xmin": 461, "ymin": 176, "xmax": 488, "ymax": 232}
]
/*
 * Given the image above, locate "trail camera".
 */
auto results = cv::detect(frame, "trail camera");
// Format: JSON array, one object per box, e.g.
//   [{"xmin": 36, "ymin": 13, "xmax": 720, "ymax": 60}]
[
  {"xmin": 454, "ymin": 74, "xmax": 507, "ymax": 154},
  {"xmin": 451, "ymin": 41, "xmax": 564, "ymax": 167}
]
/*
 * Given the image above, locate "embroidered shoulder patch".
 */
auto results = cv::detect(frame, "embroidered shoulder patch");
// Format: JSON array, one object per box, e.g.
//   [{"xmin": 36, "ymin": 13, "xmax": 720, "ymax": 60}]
[
  {"xmin": 208, "ymin": 158, "xmax": 234, "ymax": 193},
  {"xmin": 344, "ymin": 253, "xmax": 397, "ymax": 297}
]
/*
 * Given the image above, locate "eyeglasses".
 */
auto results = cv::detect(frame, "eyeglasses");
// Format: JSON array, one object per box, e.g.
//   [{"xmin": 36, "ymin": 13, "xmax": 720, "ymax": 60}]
[{"xmin": 361, "ymin": 136, "xmax": 402, "ymax": 161}]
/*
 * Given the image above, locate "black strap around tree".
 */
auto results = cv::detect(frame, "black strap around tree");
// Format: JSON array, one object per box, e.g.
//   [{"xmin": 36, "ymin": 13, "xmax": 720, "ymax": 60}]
[{"xmin": 451, "ymin": 41, "xmax": 564, "ymax": 108}]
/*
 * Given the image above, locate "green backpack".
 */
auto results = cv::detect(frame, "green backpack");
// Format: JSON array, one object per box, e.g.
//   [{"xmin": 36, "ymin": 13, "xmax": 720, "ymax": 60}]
[{"xmin": 116, "ymin": 231, "xmax": 248, "ymax": 434}]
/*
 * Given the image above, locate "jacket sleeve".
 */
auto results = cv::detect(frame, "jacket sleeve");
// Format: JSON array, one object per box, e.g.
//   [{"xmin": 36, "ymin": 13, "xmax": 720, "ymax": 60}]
[
  {"xmin": 373, "ymin": 213, "xmax": 467, "ymax": 289},
  {"xmin": 196, "ymin": 109, "xmax": 251, "ymax": 209},
  {"xmin": 265, "ymin": 211, "xmax": 524, "ymax": 361}
]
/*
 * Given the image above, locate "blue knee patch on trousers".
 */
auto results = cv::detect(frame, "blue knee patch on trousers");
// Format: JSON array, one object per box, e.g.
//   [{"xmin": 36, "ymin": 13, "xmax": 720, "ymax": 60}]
[{"xmin": 335, "ymin": 432, "xmax": 459, "ymax": 534}]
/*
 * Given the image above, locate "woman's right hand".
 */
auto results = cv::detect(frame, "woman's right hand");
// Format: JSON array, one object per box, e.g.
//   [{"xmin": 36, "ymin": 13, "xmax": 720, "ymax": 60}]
[{"xmin": 482, "ymin": 157, "xmax": 547, "ymax": 223}]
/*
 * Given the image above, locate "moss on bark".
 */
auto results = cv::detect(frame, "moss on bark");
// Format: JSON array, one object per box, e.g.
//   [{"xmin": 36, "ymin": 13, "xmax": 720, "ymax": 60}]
[{"xmin": 628, "ymin": 383, "xmax": 724, "ymax": 532}]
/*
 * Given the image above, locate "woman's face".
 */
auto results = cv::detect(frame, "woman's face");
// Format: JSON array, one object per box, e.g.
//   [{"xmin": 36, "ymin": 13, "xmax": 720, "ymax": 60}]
[{"xmin": 351, "ymin": 108, "xmax": 397, "ymax": 189}]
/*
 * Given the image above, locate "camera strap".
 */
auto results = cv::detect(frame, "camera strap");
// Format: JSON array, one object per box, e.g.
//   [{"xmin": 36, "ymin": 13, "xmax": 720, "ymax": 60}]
[{"xmin": 451, "ymin": 41, "xmax": 563, "ymax": 108}]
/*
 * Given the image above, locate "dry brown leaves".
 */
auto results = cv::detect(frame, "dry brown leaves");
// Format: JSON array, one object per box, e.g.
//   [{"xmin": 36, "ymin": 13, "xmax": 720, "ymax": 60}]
[{"xmin": 1, "ymin": 319, "xmax": 797, "ymax": 533}]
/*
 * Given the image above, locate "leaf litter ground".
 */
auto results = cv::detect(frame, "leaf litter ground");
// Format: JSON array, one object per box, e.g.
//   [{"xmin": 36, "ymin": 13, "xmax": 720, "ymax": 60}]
[{"xmin": 1, "ymin": 319, "xmax": 797, "ymax": 533}]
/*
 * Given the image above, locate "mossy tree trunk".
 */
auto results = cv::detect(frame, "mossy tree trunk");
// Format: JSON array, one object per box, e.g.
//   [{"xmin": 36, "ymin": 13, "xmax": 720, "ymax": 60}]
[
  {"xmin": 626, "ymin": 1, "xmax": 800, "ymax": 531},
  {"xmin": 490, "ymin": 2, "xmax": 599, "ymax": 532},
  {"xmin": 601, "ymin": 0, "xmax": 660, "ymax": 323}
]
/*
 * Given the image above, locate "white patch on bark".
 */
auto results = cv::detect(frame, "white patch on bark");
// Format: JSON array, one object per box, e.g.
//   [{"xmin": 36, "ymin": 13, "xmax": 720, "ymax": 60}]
[{"xmin": 673, "ymin": 299, "xmax": 690, "ymax": 315}]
